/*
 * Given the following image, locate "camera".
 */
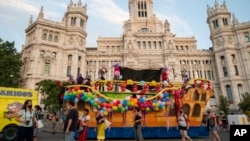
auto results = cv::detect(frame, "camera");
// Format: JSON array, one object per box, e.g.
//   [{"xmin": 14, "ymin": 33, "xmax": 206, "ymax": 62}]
[{"xmin": 26, "ymin": 120, "xmax": 30, "ymax": 125}]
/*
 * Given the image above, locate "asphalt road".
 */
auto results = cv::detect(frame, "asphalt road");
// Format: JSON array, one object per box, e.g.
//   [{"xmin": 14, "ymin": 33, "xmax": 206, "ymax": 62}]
[
  {"xmin": 37, "ymin": 121, "xmax": 229, "ymax": 141},
  {"xmin": 0, "ymin": 121, "xmax": 229, "ymax": 141}
]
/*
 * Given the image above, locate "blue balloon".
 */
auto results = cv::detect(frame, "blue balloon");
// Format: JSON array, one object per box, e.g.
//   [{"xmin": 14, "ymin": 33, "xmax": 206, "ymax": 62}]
[
  {"xmin": 74, "ymin": 98, "xmax": 79, "ymax": 103},
  {"xmin": 159, "ymin": 104, "xmax": 163, "ymax": 109},
  {"xmin": 140, "ymin": 98, "xmax": 145, "ymax": 103},
  {"xmin": 140, "ymin": 81, "xmax": 145, "ymax": 86}
]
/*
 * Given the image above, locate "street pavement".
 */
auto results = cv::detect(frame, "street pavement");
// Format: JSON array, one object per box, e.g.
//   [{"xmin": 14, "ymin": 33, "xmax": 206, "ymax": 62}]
[{"xmin": 37, "ymin": 120, "xmax": 230, "ymax": 141}]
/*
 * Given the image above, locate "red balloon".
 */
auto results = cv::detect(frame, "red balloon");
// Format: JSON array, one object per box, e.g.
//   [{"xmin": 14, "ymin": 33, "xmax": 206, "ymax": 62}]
[
  {"xmin": 116, "ymin": 100, "xmax": 121, "ymax": 105},
  {"xmin": 74, "ymin": 86, "xmax": 80, "ymax": 91}
]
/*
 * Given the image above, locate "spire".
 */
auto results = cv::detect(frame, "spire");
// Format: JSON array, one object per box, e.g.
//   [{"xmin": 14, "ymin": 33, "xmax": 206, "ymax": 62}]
[
  {"xmin": 222, "ymin": 0, "xmax": 227, "ymax": 10},
  {"xmin": 78, "ymin": 0, "xmax": 82, "ymax": 7},
  {"xmin": 38, "ymin": 6, "xmax": 44, "ymax": 19},
  {"xmin": 29, "ymin": 15, "xmax": 33, "ymax": 26},
  {"xmin": 232, "ymin": 13, "xmax": 239, "ymax": 25},
  {"xmin": 214, "ymin": 0, "xmax": 219, "ymax": 9},
  {"xmin": 70, "ymin": 0, "xmax": 73, "ymax": 6}
]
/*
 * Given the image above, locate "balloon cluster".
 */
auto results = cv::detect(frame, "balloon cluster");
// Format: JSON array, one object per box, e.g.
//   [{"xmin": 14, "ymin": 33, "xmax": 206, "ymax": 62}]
[
  {"xmin": 63, "ymin": 86, "xmax": 173, "ymax": 115},
  {"xmin": 113, "ymin": 63, "xmax": 122, "ymax": 79}
]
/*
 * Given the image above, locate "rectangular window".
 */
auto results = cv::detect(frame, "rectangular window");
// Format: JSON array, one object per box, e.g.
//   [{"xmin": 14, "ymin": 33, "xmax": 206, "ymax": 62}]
[
  {"xmin": 80, "ymin": 19, "xmax": 84, "ymax": 27},
  {"xmin": 204, "ymin": 70, "xmax": 207, "ymax": 79},
  {"xmin": 234, "ymin": 65, "xmax": 239, "ymax": 75},
  {"xmin": 226, "ymin": 85, "xmax": 234, "ymax": 104},
  {"xmin": 207, "ymin": 70, "xmax": 211, "ymax": 80},
  {"xmin": 43, "ymin": 63, "xmax": 50, "ymax": 75},
  {"xmin": 244, "ymin": 32, "xmax": 250, "ymax": 42},
  {"xmin": 223, "ymin": 18, "xmax": 228, "ymax": 25},
  {"xmin": 211, "ymin": 71, "xmax": 214, "ymax": 80},
  {"xmin": 213, "ymin": 19, "xmax": 219, "ymax": 28},
  {"xmin": 154, "ymin": 41, "xmax": 157, "ymax": 49},
  {"xmin": 237, "ymin": 84, "xmax": 244, "ymax": 102},
  {"xmin": 67, "ymin": 66, "xmax": 71, "ymax": 76},
  {"xmin": 223, "ymin": 66, "xmax": 228, "ymax": 77},
  {"xmin": 77, "ymin": 67, "xmax": 80, "ymax": 77}
]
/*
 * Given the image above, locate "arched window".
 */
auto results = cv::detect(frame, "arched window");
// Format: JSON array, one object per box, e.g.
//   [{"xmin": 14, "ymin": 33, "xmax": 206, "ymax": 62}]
[
  {"xmin": 237, "ymin": 84, "xmax": 243, "ymax": 101},
  {"xmin": 192, "ymin": 104, "xmax": 201, "ymax": 117},
  {"xmin": 42, "ymin": 34, "xmax": 47, "ymax": 40},
  {"xmin": 193, "ymin": 90, "xmax": 200, "ymax": 101},
  {"xmin": 48, "ymin": 35, "xmax": 52, "ymax": 41},
  {"xmin": 54, "ymin": 36, "xmax": 58, "ymax": 42},
  {"xmin": 201, "ymin": 92, "xmax": 206, "ymax": 101},
  {"xmin": 183, "ymin": 103, "xmax": 191, "ymax": 116},
  {"xmin": 141, "ymin": 28, "xmax": 149, "ymax": 33},
  {"xmin": 148, "ymin": 41, "xmax": 151, "ymax": 49},
  {"xmin": 68, "ymin": 55, "xmax": 72, "ymax": 61},
  {"xmin": 40, "ymin": 50, "xmax": 45, "ymax": 57}
]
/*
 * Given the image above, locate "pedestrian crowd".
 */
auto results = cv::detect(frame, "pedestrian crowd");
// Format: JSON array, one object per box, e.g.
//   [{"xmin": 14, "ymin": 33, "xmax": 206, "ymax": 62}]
[{"xmin": 15, "ymin": 98, "xmax": 223, "ymax": 141}]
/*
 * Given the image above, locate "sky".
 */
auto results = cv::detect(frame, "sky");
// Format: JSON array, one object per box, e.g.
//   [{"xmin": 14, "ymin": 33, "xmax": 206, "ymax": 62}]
[{"xmin": 0, "ymin": 0, "xmax": 249, "ymax": 52}]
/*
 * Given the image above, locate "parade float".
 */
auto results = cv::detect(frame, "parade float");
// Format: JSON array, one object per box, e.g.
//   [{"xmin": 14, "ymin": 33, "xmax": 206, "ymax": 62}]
[{"xmin": 63, "ymin": 65, "xmax": 212, "ymax": 139}]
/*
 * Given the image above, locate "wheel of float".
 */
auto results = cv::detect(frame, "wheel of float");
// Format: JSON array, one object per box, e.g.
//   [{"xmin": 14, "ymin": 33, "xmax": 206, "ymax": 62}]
[{"xmin": 3, "ymin": 126, "xmax": 18, "ymax": 141}]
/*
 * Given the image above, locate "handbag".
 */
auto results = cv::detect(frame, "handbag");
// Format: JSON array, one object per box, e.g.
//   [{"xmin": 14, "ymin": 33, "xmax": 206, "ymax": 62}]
[
  {"xmin": 134, "ymin": 123, "xmax": 138, "ymax": 129},
  {"xmin": 37, "ymin": 120, "xmax": 44, "ymax": 129},
  {"xmin": 104, "ymin": 119, "xmax": 111, "ymax": 129}
]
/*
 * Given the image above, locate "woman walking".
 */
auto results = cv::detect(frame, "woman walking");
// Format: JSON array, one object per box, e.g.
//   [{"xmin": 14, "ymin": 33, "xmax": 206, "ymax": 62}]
[
  {"xmin": 95, "ymin": 109, "xmax": 106, "ymax": 141},
  {"xmin": 206, "ymin": 109, "xmax": 221, "ymax": 141},
  {"xmin": 134, "ymin": 107, "xmax": 144, "ymax": 141},
  {"xmin": 16, "ymin": 99, "xmax": 38, "ymax": 141},
  {"xmin": 33, "ymin": 105, "xmax": 42, "ymax": 141},
  {"xmin": 51, "ymin": 112, "xmax": 58, "ymax": 134},
  {"xmin": 78, "ymin": 108, "xmax": 90, "ymax": 141},
  {"xmin": 178, "ymin": 109, "xmax": 192, "ymax": 141}
]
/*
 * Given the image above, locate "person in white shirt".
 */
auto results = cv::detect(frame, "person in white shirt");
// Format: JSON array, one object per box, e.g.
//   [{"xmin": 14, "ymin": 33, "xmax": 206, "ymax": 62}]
[
  {"xmin": 78, "ymin": 108, "xmax": 90, "ymax": 141},
  {"xmin": 16, "ymin": 100, "xmax": 38, "ymax": 141},
  {"xmin": 178, "ymin": 109, "xmax": 192, "ymax": 141}
]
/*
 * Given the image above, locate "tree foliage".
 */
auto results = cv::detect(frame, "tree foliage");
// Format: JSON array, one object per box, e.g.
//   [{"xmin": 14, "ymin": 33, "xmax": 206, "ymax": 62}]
[
  {"xmin": 238, "ymin": 92, "xmax": 250, "ymax": 113},
  {"xmin": 36, "ymin": 79, "xmax": 61, "ymax": 112},
  {"xmin": 0, "ymin": 38, "xmax": 22, "ymax": 87},
  {"xmin": 218, "ymin": 95, "xmax": 230, "ymax": 115}
]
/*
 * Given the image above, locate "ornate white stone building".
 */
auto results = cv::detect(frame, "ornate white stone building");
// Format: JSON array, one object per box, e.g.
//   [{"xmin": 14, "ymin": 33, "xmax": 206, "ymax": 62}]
[{"xmin": 20, "ymin": 0, "xmax": 250, "ymax": 109}]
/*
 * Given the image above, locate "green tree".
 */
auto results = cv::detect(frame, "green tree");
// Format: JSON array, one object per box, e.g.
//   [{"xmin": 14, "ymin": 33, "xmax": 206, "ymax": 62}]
[
  {"xmin": 238, "ymin": 92, "xmax": 250, "ymax": 113},
  {"xmin": 218, "ymin": 95, "xmax": 230, "ymax": 115},
  {"xmin": 0, "ymin": 38, "xmax": 22, "ymax": 87},
  {"xmin": 36, "ymin": 79, "xmax": 61, "ymax": 112}
]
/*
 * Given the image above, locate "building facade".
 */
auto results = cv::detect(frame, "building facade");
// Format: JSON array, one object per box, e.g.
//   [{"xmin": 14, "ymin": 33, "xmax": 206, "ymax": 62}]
[{"xmin": 20, "ymin": 0, "xmax": 250, "ymax": 109}]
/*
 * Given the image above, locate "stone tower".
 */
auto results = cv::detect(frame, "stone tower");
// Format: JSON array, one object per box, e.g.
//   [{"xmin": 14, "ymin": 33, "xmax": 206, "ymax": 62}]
[
  {"xmin": 207, "ymin": 0, "xmax": 250, "ymax": 109},
  {"xmin": 20, "ymin": 0, "xmax": 88, "ymax": 91}
]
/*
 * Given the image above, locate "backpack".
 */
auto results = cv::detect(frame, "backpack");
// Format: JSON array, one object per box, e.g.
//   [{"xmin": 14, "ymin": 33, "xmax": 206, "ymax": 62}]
[{"xmin": 208, "ymin": 116, "xmax": 215, "ymax": 127}]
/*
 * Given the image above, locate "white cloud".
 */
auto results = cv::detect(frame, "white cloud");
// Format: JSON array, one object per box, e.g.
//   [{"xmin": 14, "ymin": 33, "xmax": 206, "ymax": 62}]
[
  {"xmin": 0, "ymin": 0, "xmax": 39, "ymax": 15},
  {"xmin": 156, "ymin": 12, "xmax": 194, "ymax": 37},
  {"xmin": 88, "ymin": 0, "xmax": 129, "ymax": 25}
]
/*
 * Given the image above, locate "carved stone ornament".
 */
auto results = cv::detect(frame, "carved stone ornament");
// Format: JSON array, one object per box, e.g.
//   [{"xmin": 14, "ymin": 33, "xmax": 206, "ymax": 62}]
[{"xmin": 227, "ymin": 36, "xmax": 233, "ymax": 44}]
